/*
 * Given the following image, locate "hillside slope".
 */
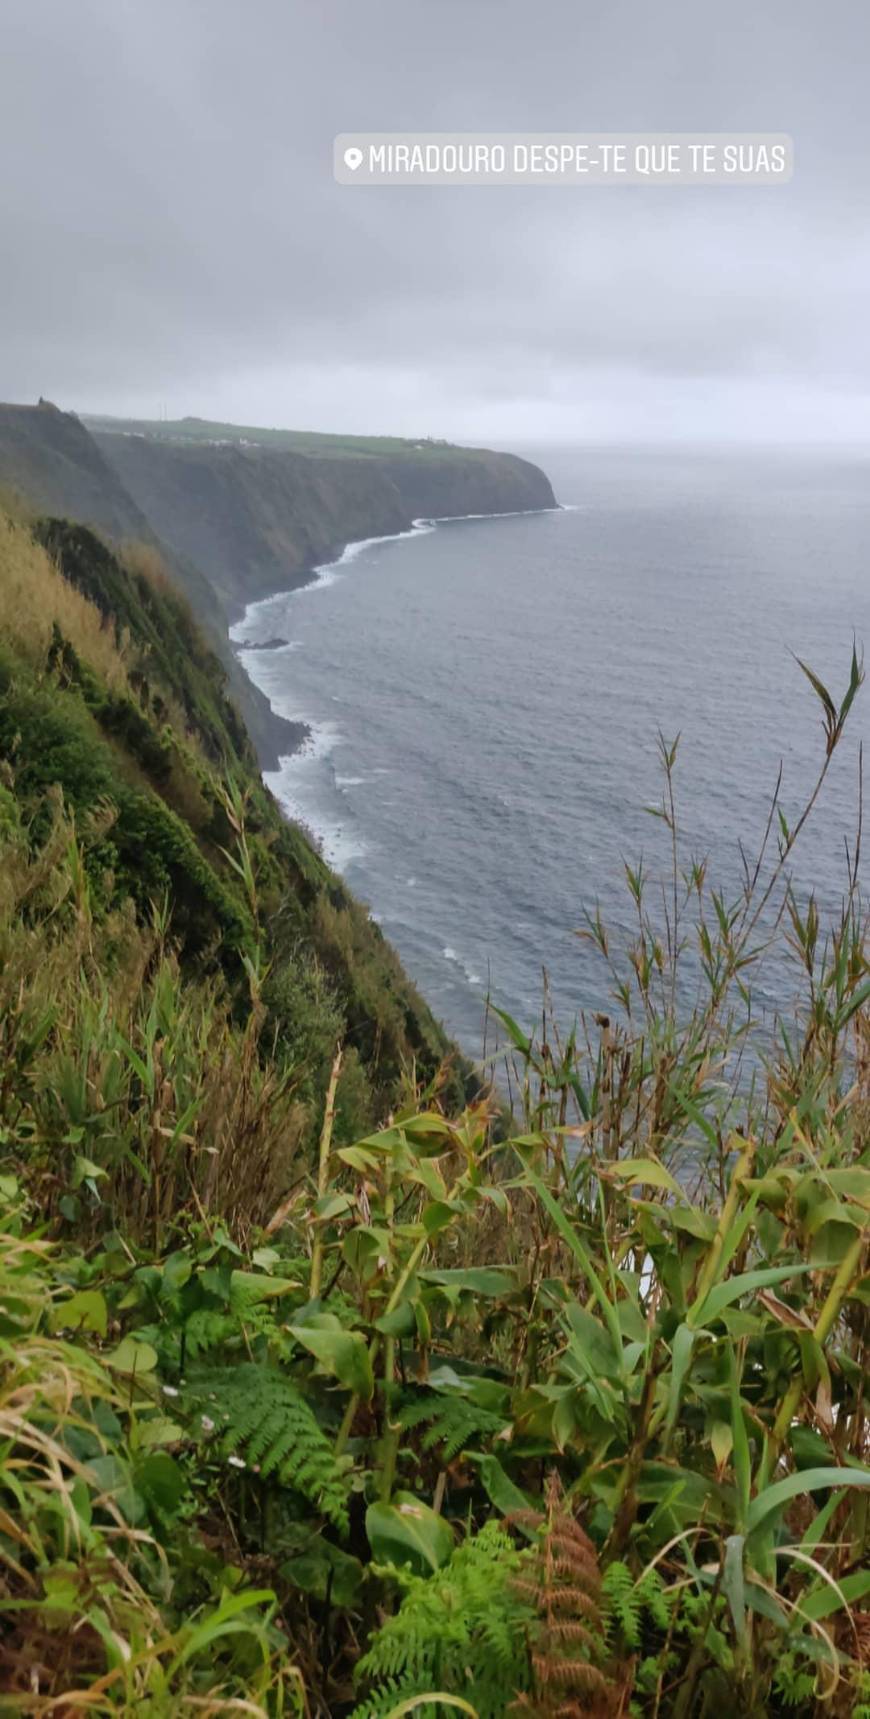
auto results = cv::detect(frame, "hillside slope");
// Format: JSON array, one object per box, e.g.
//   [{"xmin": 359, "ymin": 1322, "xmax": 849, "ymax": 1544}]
[
  {"xmin": 0, "ymin": 402, "xmax": 301, "ymax": 765},
  {"xmin": 0, "ymin": 509, "xmax": 464, "ymax": 1145}
]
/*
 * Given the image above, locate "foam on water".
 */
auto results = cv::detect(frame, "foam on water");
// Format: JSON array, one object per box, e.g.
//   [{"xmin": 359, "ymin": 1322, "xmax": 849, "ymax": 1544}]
[
  {"xmin": 263, "ymin": 722, "xmax": 368, "ymax": 871},
  {"xmin": 443, "ymin": 946, "xmax": 483, "ymax": 988},
  {"xmin": 231, "ymin": 449, "xmax": 870, "ymax": 1054}
]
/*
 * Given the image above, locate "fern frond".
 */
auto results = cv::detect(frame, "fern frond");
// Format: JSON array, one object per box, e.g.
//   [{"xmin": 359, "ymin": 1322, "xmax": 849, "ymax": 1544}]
[
  {"xmin": 507, "ymin": 1473, "xmax": 620, "ymax": 1718},
  {"xmin": 183, "ymin": 1307, "xmax": 236, "ymax": 1360},
  {"xmin": 186, "ymin": 1361, "xmax": 349, "ymax": 1532},
  {"xmin": 397, "ymin": 1388, "xmax": 508, "ymax": 1462},
  {"xmin": 602, "ymin": 1559, "xmax": 669, "ymax": 1651},
  {"xmin": 351, "ymin": 1521, "xmax": 532, "ymax": 1719}
]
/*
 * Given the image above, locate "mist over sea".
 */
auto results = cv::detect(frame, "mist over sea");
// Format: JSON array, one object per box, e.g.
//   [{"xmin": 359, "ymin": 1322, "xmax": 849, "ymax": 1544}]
[{"xmin": 233, "ymin": 446, "xmax": 870, "ymax": 1058}]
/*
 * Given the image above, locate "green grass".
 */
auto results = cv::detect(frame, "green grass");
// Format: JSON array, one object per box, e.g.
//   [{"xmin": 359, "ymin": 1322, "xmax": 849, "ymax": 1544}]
[{"xmin": 83, "ymin": 412, "xmax": 499, "ymax": 461}]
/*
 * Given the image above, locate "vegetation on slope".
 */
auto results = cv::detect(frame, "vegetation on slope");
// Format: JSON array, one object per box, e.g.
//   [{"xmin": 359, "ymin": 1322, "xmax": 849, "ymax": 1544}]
[
  {"xmin": 0, "ymin": 510, "xmax": 459, "ymax": 1131},
  {"xmin": 0, "ymin": 401, "xmax": 302, "ymax": 768},
  {"xmin": 0, "ymin": 510, "xmax": 868, "ymax": 1716}
]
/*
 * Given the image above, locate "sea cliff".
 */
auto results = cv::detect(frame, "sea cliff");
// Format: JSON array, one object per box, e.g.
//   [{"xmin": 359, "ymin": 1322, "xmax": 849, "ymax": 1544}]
[
  {"xmin": 90, "ymin": 417, "xmax": 557, "ymax": 615},
  {"xmin": 0, "ymin": 401, "xmax": 556, "ymax": 760}
]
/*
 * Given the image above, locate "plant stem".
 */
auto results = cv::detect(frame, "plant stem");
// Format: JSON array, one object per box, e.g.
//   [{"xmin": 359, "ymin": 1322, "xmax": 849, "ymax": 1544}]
[
  {"xmin": 758, "ymin": 1231, "xmax": 864, "ymax": 1486},
  {"xmin": 308, "ymin": 1045, "xmax": 342, "ymax": 1302},
  {"xmin": 690, "ymin": 1133, "xmax": 756, "ymax": 1317}
]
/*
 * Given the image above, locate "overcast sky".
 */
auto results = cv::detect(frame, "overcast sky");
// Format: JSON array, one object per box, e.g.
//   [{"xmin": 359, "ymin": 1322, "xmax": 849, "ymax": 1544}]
[{"xmin": 1, "ymin": 0, "xmax": 868, "ymax": 443}]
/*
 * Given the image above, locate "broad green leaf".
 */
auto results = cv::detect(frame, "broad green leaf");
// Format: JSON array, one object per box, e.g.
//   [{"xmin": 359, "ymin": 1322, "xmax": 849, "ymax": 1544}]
[
  {"xmin": 343, "ymin": 1226, "xmax": 391, "ymax": 1281},
  {"xmin": 692, "ymin": 1263, "xmax": 813, "ymax": 1328},
  {"xmin": 105, "ymin": 1337, "xmax": 158, "ymax": 1376},
  {"xmin": 210, "ymin": 1226, "xmax": 244, "ymax": 1259},
  {"xmin": 136, "ymin": 1415, "xmax": 184, "ymax": 1449},
  {"xmin": 71, "ymin": 1155, "xmax": 107, "ymax": 1189},
  {"xmin": 251, "ymin": 1246, "xmax": 281, "ymax": 1271},
  {"xmin": 86, "ymin": 1454, "xmax": 145, "ymax": 1525},
  {"xmin": 746, "ymin": 1466, "xmax": 870, "ymax": 1540},
  {"xmin": 722, "ymin": 1534, "xmax": 747, "ymax": 1647},
  {"xmin": 465, "ymin": 1453, "xmax": 532, "ymax": 1523},
  {"xmin": 366, "ymin": 1493, "xmax": 454, "ymax": 1574},
  {"xmin": 664, "ymin": 1323, "xmax": 695, "ymax": 1436},
  {"xmin": 811, "ymin": 1220, "xmax": 864, "ymax": 1267},
  {"xmin": 717, "ymin": 1308, "xmax": 764, "ymax": 1340},
  {"xmin": 600, "ymin": 1158, "xmax": 685, "ymax": 1200},
  {"xmin": 290, "ymin": 1321, "xmax": 374, "ymax": 1401},
  {"xmin": 800, "ymin": 1568, "xmax": 870, "ymax": 1621},
  {"xmin": 422, "ymin": 1200, "xmax": 459, "ymax": 1236},
  {"xmin": 562, "ymin": 1302, "xmax": 623, "ymax": 1380},
  {"xmin": 134, "ymin": 1451, "xmax": 185, "ymax": 1514},
  {"xmin": 730, "ymin": 1355, "xmax": 751, "ymax": 1532},
  {"xmin": 160, "ymin": 1251, "xmax": 192, "ymax": 1296},
  {"xmin": 402, "ymin": 1114, "xmax": 454, "ymax": 1155},
  {"xmin": 420, "ymin": 1266, "xmax": 518, "ymax": 1298},
  {"xmin": 282, "ymin": 1541, "xmax": 363, "ymax": 1606},
  {"xmin": 48, "ymin": 1289, "xmax": 107, "ymax": 1337},
  {"xmin": 665, "ymin": 1204, "xmax": 718, "ymax": 1242},
  {"xmin": 636, "ymin": 1461, "xmax": 726, "ymax": 1521},
  {"xmin": 313, "ymin": 1191, "xmax": 355, "ymax": 1221},
  {"xmin": 336, "ymin": 1145, "xmax": 380, "ymax": 1173},
  {"xmin": 710, "ymin": 1420, "xmax": 733, "ymax": 1469},
  {"xmin": 491, "ymin": 1004, "xmax": 532, "ymax": 1057},
  {"xmin": 633, "ymin": 1196, "xmax": 716, "ymax": 1241},
  {"xmin": 804, "ymin": 1198, "xmax": 862, "ymax": 1237},
  {"xmin": 230, "ymin": 1269, "xmax": 300, "ymax": 1305},
  {"xmin": 374, "ymin": 1303, "xmax": 416, "ymax": 1338},
  {"xmin": 824, "ymin": 1167, "xmax": 870, "ymax": 1208},
  {"xmin": 40, "ymin": 1568, "xmax": 80, "ymax": 1615},
  {"xmin": 519, "ymin": 1161, "xmax": 623, "ymax": 1359},
  {"xmin": 166, "ymin": 1588, "xmax": 277, "ymax": 1674}
]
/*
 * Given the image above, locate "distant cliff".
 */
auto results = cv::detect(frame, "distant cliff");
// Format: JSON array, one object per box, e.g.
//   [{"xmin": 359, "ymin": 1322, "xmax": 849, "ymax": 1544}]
[
  {"xmin": 0, "ymin": 402, "xmax": 556, "ymax": 759},
  {"xmin": 90, "ymin": 419, "xmax": 557, "ymax": 615}
]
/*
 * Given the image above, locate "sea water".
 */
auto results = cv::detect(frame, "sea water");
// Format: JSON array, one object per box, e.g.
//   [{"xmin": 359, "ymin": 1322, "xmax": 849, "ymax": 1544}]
[{"xmin": 232, "ymin": 445, "xmax": 870, "ymax": 1058}]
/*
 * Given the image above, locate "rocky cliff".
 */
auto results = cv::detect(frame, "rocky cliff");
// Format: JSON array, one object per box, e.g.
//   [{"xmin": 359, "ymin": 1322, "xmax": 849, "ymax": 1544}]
[
  {"xmin": 0, "ymin": 404, "xmax": 297, "ymax": 763},
  {"xmin": 0, "ymin": 402, "xmax": 556, "ymax": 760},
  {"xmin": 91, "ymin": 421, "xmax": 556, "ymax": 615}
]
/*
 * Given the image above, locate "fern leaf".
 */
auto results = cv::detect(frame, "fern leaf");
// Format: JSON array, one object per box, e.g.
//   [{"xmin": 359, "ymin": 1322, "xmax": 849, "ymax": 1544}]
[{"xmin": 186, "ymin": 1361, "xmax": 349, "ymax": 1532}]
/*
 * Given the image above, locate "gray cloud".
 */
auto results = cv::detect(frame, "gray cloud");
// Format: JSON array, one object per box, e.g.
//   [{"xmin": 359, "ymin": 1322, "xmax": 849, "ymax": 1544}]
[{"xmin": 1, "ymin": 0, "xmax": 869, "ymax": 441}]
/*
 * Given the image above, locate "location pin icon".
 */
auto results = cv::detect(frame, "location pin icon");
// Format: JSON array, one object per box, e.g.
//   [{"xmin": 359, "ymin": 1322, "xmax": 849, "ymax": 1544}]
[{"xmin": 344, "ymin": 146, "xmax": 363, "ymax": 171}]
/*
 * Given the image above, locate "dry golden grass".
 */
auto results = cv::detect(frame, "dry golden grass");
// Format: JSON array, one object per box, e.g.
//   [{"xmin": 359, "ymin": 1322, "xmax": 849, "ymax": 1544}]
[{"xmin": 0, "ymin": 510, "xmax": 131, "ymax": 693}]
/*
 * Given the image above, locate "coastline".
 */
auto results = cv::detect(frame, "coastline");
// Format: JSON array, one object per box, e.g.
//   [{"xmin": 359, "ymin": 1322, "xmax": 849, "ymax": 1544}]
[{"xmin": 230, "ymin": 501, "xmax": 562, "ymax": 781}]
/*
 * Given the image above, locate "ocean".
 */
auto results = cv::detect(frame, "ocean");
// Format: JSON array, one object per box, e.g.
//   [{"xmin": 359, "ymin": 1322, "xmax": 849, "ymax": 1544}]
[{"xmin": 231, "ymin": 445, "xmax": 870, "ymax": 1060}]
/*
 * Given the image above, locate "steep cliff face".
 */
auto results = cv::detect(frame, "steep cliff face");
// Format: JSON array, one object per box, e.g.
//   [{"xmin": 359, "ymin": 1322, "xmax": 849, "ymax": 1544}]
[
  {"xmin": 91, "ymin": 422, "xmax": 557, "ymax": 614},
  {"xmin": 91, "ymin": 434, "xmax": 407, "ymax": 613},
  {"xmin": 381, "ymin": 446, "xmax": 556, "ymax": 523},
  {"xmin": 0, "ymin": 403, "xmax": 301, "ymax": 765},
  {"xmin": 0, "ymin": 401, "xmax": 156, "ymax": 544},
  {"xmin": 0, "ymin": 402, "xmax": 557, "ymax": 762}
]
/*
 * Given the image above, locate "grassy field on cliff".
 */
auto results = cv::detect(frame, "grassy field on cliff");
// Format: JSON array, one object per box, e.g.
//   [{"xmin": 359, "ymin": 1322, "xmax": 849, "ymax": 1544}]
[
  {"xmin": 84, "ymin": 415, "xmax": 503, "ymax": 460},
  {"xmin": 0, "ymin": 510, "xmax": 868, "ymax": 1716}
]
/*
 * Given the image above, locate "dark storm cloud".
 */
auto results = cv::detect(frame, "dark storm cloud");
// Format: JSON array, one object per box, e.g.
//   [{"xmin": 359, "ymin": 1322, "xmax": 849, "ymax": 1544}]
[{"xmin": 1, "ymin": 0, "xmax": 869, "ymax": 440}]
